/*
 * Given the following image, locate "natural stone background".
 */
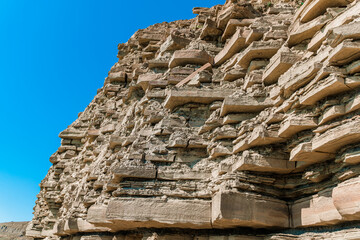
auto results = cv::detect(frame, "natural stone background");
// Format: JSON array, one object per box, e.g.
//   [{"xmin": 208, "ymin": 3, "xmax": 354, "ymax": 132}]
[
  {"xmin": 26, "ymin": 0, "xmax": 360, "ymax": 239},
  {"xmin": 0, "ymin": 222, "xmax": 30, "ymax": 240}
]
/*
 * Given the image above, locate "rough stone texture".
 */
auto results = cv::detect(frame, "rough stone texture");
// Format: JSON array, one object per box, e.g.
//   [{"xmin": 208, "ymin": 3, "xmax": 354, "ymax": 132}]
[
  {"xmin": 27, "ymin": 0, "xmax": 360, "ymax": 239},
  {"xmin": 0, "ymin": 222, "xmax": 30, "ymax": 240}
]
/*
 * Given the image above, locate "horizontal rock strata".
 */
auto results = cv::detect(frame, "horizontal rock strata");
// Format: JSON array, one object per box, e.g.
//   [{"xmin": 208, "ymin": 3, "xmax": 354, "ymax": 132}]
[{"xmin": 27, "ymin": 0, "xmax": 360, "ymax": 239}]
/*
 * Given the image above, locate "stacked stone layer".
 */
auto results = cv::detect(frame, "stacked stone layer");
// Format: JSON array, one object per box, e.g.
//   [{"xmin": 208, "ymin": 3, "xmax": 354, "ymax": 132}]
[{"xmin": 27, "ymin": 0, "xmax": 360, "ymax": 239}]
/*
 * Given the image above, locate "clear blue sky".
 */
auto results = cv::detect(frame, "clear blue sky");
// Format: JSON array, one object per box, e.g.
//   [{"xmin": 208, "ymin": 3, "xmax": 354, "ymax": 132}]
[{"xmin": 0, "ymin": 0, "xmax": 223, "ymax": 222}]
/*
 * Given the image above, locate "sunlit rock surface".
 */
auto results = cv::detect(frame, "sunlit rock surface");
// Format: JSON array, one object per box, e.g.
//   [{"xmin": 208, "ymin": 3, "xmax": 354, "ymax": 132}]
[{"xmin": 27, "ymin": 0, "xmax": 360, "ymax": 239}]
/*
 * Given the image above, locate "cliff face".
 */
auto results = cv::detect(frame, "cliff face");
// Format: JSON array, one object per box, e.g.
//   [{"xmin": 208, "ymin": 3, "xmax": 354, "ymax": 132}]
[{"xmin": 27, "ymin": 0, "xmax": 360, "ymax": 239}]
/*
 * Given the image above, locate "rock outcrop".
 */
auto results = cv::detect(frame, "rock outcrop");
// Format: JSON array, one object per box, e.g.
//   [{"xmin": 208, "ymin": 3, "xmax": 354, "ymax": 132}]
[
  {"xmin": 0, "ymin": 222, "xmax": 30, "ymax": 240},
  {"xmin": 27, "ymin": 0, "xmax": 360, "ymax": 239}
]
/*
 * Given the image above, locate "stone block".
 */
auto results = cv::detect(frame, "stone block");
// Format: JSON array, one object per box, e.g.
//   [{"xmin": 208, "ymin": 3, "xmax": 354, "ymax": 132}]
[
  {"xmin": 164, "ymin": 89, "xmax": 234, "ymax": 110},
  {"xmin": 262, "ymin": 51, "xmax": 299, "ymax": 85},
  {"xmin": 214, "ymin": 28, "xmax": 246, "ymax": 66},
  {"xmin": 347, "ymin": 60, "xmax": 360, "ymax": 74},
  {"xmin": 232, "ymin": 150, "xmax": 295, "ymax": 174},
  {"xmin": 312, "ymin": 118, "xmax": 360, "ymax": 153},
  {"xmin": 108, "ymin": 71, "xmax": 126, "ymax": 83},
  {"xmin": 318, "ymin": 105, "xmax": 345, "ymax": 125},
  {"xmin": 59, "ymin": 129, "xmax": 86, "ymax": 140},
  {"xmin": 169, "ymin": 50, "xmax": 213, "ymax": 68},
  {"xmin": 137, "ymin": 73, "xmax": 163, "ymax": 91},
  {"xmin": 343, "ymin": 151, "xmax": 360, "ymax": 164},
  {"xmin": 329, "ymin": 22, "xmax": 360, "ymax": 47},
  {"xmin": 333, "ymin": 176, "xmax": 360, "ymax": 221},
  {"xmin": 157, "ymin": 169, "xmax": 211, "ymax": 180},
  {"xmin": 327, "ymin": 40, "xmax": 360, "ymax": 66},
  {"xmin": 160, "ymin": 34, "xmax": 191, "ymax": 52},
  {"xmin": 288, "ymin": 15, "xmax": 330, "ymax": 47},
  {"xmin": 111, "ymin": 162, "xmax": 156, "ymax": 180},
  {"xmin": 105, "ymin": 198, "xmax": 212, "ymax": 229},
  {"xmin": 200, "ymin": 18, "xmax": 222, "ymax": 39},
  {"xmin": 278, "ymin": 116, "xmax": 317, "ymax": 138},
  {"xmin": 236, "ymin": 40, "xmax": 283, "ymax": 69},
  {"xmin": 220, "ymin": 96, "xmax": 273, "ymax": 117},
  {"xmin": 308, "ymin": 1, "xmax": 360, "ymax": 52},
  {"xmin": 299, "ymin": 0, "xmax": 354, "ymax": 23},
  {"xmin": 212, "ymin": 191, "xmax": 289, "ymax": 228},
  {"xmin": 345, "ymin": 92, "xmax": 360, "ymax": 113},
  {"xmin": 216, "ymin": 4, "xmax": 258, "ymax": 30},
  {"xmin": 291, "ymin": 189, "xmax": 343, "ymax": 228},
  {"xmin": 233, "ymin": 125, "xmax": 286, "ymax": 153},
  {"xmin": 278, "ymin": 60, "xmax": 322, "ymax": 98},
  {"xmin": 222, "ymin": 113, "xmax": 256, "ymax": 125},
  {"xmin": 221, "ymin": 19, "xmax": 254, "ymax": 41},
  {"xmin": 300, "ymin": 74, "xmax": 360, "ymax": 106},
  {"xmin": 290, "ymin": 142, "xmax": 334, "ymax": 163}
]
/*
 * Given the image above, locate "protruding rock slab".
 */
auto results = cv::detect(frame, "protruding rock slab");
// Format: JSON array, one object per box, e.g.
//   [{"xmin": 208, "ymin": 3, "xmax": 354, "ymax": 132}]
[
  {"xmin": 333, "ymin": 176, "xmax": 360, "ymax": 220},
  {"xmin": 220, "ymin": 96, "xmax": 273, "ymax": 116},
  {"xmin": 300, "ymin": 74, "xmax": 360, "ymax": 106},
  {"xmin": 329, "ymin": 22, "xmax": 360, "ymax": 47},
  {"xmin": 111, "ymin": 162, "xmax": 156, "ymax": 180},
  {"xmin": 236, "ymin": 40, "xmax": 283, "ymax": 69},
  {"xmin": 103, "ymin": 198, "xmax": 211, "ymax": 230},
  {"xmin": 164, "ymin": 89, "xmax": 234, "ymax": 110},
  {"xmin": 290, "ymin": 142, "xmax": 334, "ymax": 163},
  {"xmin": 291, "ymin": 189, "xmax": 343, "ymax": 228},
  {"xmin": 212, "ymin": 191, "xmax": 289, "ymax": 228},
  {"xmin": 59, "ymin": 129, "xmax": 86, "ymax": 139},
  {"xmin": 312, "ymin": 118, "xmax": 360, "ymax": 153},
  {"xmin": 214, "ymin": 28, "xmax": 246, "ymax": 66},
  {"xmin": 232, "ymin": 151, "xmax": 295, "ymax": 174},
  {"xmin": 169, "ymin": 50, "xmax": 213, "ymax": 68},
  {"xmin": 288, "ymin": 15, "xmax": 330, "ymax": 47},
  {"xmin": 262, "ymin": 51, "xmax": 299, "ymax": 85},
  {"xmin": 328, "ymin": 40, "xmax": 360, "ymax": 66},
  {"xmin": 300, "ymin": 0, "xmax": 354, "ymax": 23},
  {"xmin": 278, "ymin": 116, "xmax": 317, "ymax": 138},
  {"xmin": 221, "ymin": 19, "xmax": 254, "ymax": 41}
]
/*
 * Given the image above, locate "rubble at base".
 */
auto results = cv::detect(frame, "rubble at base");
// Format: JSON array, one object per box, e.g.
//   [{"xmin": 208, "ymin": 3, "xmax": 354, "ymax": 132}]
[{"xmin": 27, "ymin": 0, "xmax": 360, "ymax": 239}]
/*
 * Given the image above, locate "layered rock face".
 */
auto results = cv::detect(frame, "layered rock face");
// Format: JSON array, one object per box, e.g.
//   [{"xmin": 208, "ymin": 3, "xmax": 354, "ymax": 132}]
[
  {"xmin": 27, "ymin": 0, "xmax": 360, "ymax": 239},
  {"xmin": 0, "ymin": 222, "xmax": 30, "ymax": 240}
]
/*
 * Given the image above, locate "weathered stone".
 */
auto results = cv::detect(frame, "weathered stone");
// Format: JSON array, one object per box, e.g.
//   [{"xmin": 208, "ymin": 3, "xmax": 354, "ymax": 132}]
[
  {"xmin": 104, "ymin": 198, "xmax": 212, "ymax": 230},
  {"xmin": 299, "ymin": 0, "xmax": 354, "ymax": 23},
  {"xmin": 112, "ymin": 162, "xmax": 156, "ymax": 180},
  {"xmin": 160, "ymin": 34, "xmax": 191, "ymax": 52},
  {"xmin": 164, "ymin": 89, "xmax": 234, "ymax": 110},
  {"xmin": 169, "ymin": 50, "xmax": 213, "ymax": 68},
  {"xmin": 212, "ymin": 191, "xmax": 289, "ymax": 228},
  {"xmin": 327, "ymin": 40, "xmax": 360, "ymax": 66},
  {"xmin": 308, "ymin": 1, "xmax": 360, "ymax": 52},
  {"xmin": 288, "ymin": 14, "xmax": 330, "ymax": 47},
  {"xmin": 236, "ymin": 40, "xmax": 283, "ymax": 69},
  {"xmin": 214, "ymin": 28, "xmax": 246, "ymax": 66},
  {"xmin": 29, "ymin": 1, "xmax": 360, "ymax": 239},
  {"xmin": 263, "ymin": 51, "xmax": 300, "ymax": 85},
  {"xmin": 220, "ymin": 96, "xmax": 273, "ymax": 116},
  {"xmin": 221, "ymin": 19, "xmax": 254, "ymax": 41},
  {"xmin": 232, "ymin": 150, "xmax": 295, "ymax": 174},
  {"xmin": 291, "ymin": 189, "xmax": 342, "ymax": 228},
  {"xmin": 278, "ymin": 115, "xmax": 317, "ymax": 138},
  {"xmin": 300, "ymin": 74, "xmax": 360, "ymax": 105},
  {"xmin": 312, "ymin": 118, "xmax": 360, "ymax": 153},
  {"xmin": 290, "ymin": 142, "xmax": 335, "ymax": 163}
]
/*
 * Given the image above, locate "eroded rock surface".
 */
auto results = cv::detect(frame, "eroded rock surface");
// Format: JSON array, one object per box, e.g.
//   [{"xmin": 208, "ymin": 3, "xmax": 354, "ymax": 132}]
[{"xmin": 27, "ymin": 0, "xmax": 360, "ymax": 239}]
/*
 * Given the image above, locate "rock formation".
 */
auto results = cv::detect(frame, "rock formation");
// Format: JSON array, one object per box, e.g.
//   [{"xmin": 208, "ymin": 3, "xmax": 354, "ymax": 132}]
[
  {"xmin": 0, "ymin": 222, "xmax": 30, "ymax": 240},
  {"xmin": 27, "ymin": 0, "xmax": 360, "ymax": 239}
]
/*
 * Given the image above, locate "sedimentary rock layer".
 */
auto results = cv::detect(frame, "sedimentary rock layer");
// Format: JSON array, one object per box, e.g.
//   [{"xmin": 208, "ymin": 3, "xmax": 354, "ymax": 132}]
[{"xmin": 27, "ymin": 0, "xmax": 360, "ymax": 239}]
